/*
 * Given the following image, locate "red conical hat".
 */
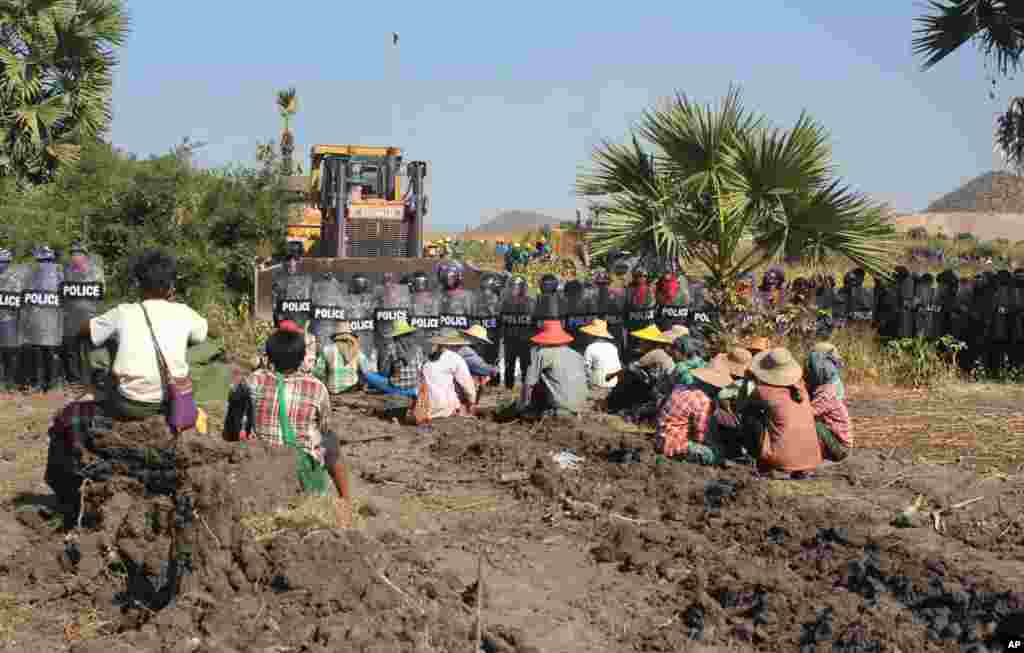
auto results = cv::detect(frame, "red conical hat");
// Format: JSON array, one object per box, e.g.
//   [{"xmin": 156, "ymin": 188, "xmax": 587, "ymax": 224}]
[{"xmin": 531, "ymin": 320, "xmax": 574, "ymax": 346}]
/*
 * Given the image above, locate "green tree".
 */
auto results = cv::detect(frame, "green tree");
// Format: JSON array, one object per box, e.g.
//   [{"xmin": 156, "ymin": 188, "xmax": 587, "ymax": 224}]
[
  {"xmin": 0, "ymin": 0, "xmax": 130, "ymax": 185},
  {"xmin": 275, "ymin": 86, "xmax": 297, "ymax": 176},
  {"xmin": 914, "ymin": 1, "xmax": 1024, "ymax": 170},
  {"xmin": 576, "ymin": 87, "xmax": 895, "ymax": 290}
]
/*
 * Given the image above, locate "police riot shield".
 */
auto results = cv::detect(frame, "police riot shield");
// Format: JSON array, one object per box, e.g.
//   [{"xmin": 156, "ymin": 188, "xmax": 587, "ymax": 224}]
[
  {"xmin": 309, "ymin": 274, "xmax": 347, "ymax": 349},
  {"xmin": 1012, "ymin": 271, "xmax": 1024, "ymax": 366},
  {"xmin": 272, "ymin": 269, "xmax": 312, "ymax": 328},
  {"xmin": 895, "ymin": 273, "xmax": 917, "ymax": 339},
  {"xmin": 438, "ymin": 287, "xmax": 474, "ymax": 332},
  {"xmin": 912, "ymin": 275, "xmax": 936, "ymax": 339},
  {"xmin": 470, "ymin": 285, "xmax": 502, "ymax": 363},
  {"xmin": 61, "ymin": 256, "xmax": 105, "ymax": 340},
  {"xmin": 988, "ymin": 272, "xmax": 1013, "ymax": 344},
  {"xmin": 500, "ymin": 288, "xmax": 536, "ymax": 347},
  {"xmin": 409, "ymin": 288, "xmax": 441, "ymax": 357},
  {"xmin": 839, "ymin": 281, "xmax": 875, "ymax": 335},
  {"xmin": 0, "ymin": 264, "xmax": 26, "ymax": 349},
  {"xmin": 814, "ymin": 285, "xmax": 836, "ymax": 336},
  {"xmin": 341, "ymin": 289, "xmax": 376, "ymax": 360},
  {"xmin": 935, "ymin": 272, "xmax": 963, "ymax": 341},
  {"xmin": 19, "ymin": 261, "xmax": 64, "ymax": 347},
  {"xmin": 561, "ymin": 283, "xmax": 596, "ymax": 354},
  {"xmin": 623, "ymin": 282, "xmax": 656, "ymax": 361},
  {"xmin": 374, "ymin": 280, "xmax": 413, "ymax": 356},
  {"xmin": 595, "ymin": 285, "xmax": 625, "ymax": 352},
  {"xmin": 655, "ymin": 275, "xmax": 690, "ymax": 332},
  {"xmin": 687, "ymin": 282, "xmax": 719, "ymax": 343}
]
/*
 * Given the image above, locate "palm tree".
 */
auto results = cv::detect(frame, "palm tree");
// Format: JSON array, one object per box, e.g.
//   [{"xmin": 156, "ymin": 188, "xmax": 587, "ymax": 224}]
[
  {"xmin": 0, "ymin": 0, "xmax": 130, "ymax": 185},
  {"xmin": 576, "ymin": 87, "xmax": 896, "ymax": 291},
  {"xmin": 914, "ymin": 1, "xmax": 1024, "ymax": 170},
  {"xmin": 275, "ymin": 86, "xmax": 298, "ymax": 176}
]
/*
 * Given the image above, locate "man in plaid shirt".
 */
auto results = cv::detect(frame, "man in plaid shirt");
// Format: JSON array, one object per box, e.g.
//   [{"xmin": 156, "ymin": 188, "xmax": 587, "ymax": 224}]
[
  {"xmin": 225, "ymin": 329, "xmax": 350, "ymax": 524},
  {"xmin": 363, "ymin": 319, "xmax": 423, "ymax": 398}
]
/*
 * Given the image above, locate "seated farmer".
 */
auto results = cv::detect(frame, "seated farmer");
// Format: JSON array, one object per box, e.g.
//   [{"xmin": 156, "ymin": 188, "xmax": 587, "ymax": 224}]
[
  {"xmin": 805, "ymin": 349, "xmax": 852, "ymax": 462},
  {"xmin": 580, "ymin": 319, "xmax": 621, "ymax": 390},
  {"xmin": 75, "ymin": 249, "xmax": 208, "ymax": 419},
  {"xmin": 411, "ymin": 329, "xmax": 477, "ymax": 423},
  {"xmin": 655, "ymin": 364, "xmax": 731, "ymax": 465},
  {"xmin": 459, "ymin": 326, "xmax": 500, "ymax": 393},
  {"xmin": 810, "ymin": 341, "xmax": 845, "ymax": 400},
  {"xmin": 47, "ymin": 249, "xmax": 208, "ymax": 516},
  {"xmin": 224, "ymin": 329, "xmax": 350, "ymax": 523},
  {"xmin": 740, "ymin": 348, "xmax": 823, "ymax": 476},
  {"xmin": 364, "ymin": 319, "xmax": 423, "ymax": 399},
  {"xmin": 259, "ymin": 320, "xmax": 316, "ymax": 374},
  {"xmin": 519, "ymin": 320, "xmax": 588, "ymax": 417},
  {"xmin": 606, "ymin": 325, "xmax": 674, "ymax": 417},
  {"xmin": 668, "ymin": 335, "xmax": 706, "ymax": 387},
  {"xmin": 312, "ymin": 324, "xmax": 367, "ymax": 395}
]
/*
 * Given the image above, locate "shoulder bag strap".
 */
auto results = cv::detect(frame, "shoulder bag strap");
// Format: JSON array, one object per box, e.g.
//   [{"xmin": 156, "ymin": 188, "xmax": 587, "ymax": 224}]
[
  {"xmin": 140, "ymin": 302, "xmax": 171, "ymax": 401},
  {"xmin": 275, "ymin": 373, "xmax": 298, "ymax": 448}
]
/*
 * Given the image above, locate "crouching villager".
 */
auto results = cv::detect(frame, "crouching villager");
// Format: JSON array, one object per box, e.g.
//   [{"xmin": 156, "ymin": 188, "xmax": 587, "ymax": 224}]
[
  {"xmin": 223, "ymin": 328, "xmax": 351, "ymax": 524},
  {"xmin": 580, "ymin": 319, "xmax": 621, "ymax": 390},
  {"xmin": 668, "ymin": 335, "xmax": 706, "ymax": 387},
  {"xmin": 258, "ymin": 319, "xmax": 317, "ymax": 374},
  {"xmin": 809, "ymin": 341, "xmax": 845, "ymax": 399},
  {"xmin": 312, "ymin": 323, "xmax": 368, "ymax": 396},
  {"xmin": 410, "ymin": 329, "xmax": 477, "ymax": 424},
  {"xmin": 364, "ymin": 319, "xmax": 423, "ymax": 399},
  {"xmin": 518, "ymin": 320, "xmax": 588, "ymax": 418},
  {"xmin": 741, "ymin": 348, "xmax": 823, "ymax": 476},
  {"xmin": 46, "ymin": 250, "xmax": 208, "ymax": 517},
  {"xmin": 655, "ymin": 364, "xmax": 731, "ymax": 465},
  {"xmin": 605, "ymin": 325, "xmax": 674, "ymax": 419},
  {"xmin": 805, "ymin": 348, "xmax": 852, "ymax": 462},
  {"xmin": 459, "ymin": 325, "xmax": 500, "ymax": 400}
]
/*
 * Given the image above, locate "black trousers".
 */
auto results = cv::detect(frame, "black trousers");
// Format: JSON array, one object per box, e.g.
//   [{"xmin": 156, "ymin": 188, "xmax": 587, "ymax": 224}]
[
  {"xmin": 61, "ymin": 336, "xmax": 92, "ymax": 385},
  {"xmin": 19, "ymin": 345, "xmax": 61, "ymax": 390},
  {"xmin": 504, "ymin": 340, "xmax": 531, "ymax": 390},
  {"xmin": 0, "ymin": 347, "xmax": 18, "ymax": 389}
]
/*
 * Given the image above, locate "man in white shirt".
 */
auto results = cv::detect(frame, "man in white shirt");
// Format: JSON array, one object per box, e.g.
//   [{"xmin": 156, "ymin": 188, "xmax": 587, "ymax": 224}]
[
  {"xmin": 82, "ymin": 250, "xmax": 208, "ymax": 417},
  {"xmin": 579, "ymin": 319, "xmax": 621, "ymax": 389}
]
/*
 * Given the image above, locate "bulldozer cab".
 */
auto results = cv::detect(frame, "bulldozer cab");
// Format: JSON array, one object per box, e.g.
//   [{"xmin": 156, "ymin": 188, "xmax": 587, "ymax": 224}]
[{"xmin": 307, "ymin": 145, "xmax": 427, "ymax": 259}]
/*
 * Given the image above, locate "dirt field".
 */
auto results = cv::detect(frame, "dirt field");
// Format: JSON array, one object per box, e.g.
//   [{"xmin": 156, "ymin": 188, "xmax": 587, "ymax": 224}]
[{"xmin": 0, "ymin": 381, "xmax": 1022, "ymax": 652}]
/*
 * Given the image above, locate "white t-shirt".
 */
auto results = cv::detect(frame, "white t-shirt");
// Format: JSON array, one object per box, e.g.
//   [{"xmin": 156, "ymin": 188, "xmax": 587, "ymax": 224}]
[
  {"xmin": 584, "ymin": 340, "xmax": 621, "ymax": 389},
  {"xmin": 90, "ymin": 300, "xmax": 209, "ymax": 403}
]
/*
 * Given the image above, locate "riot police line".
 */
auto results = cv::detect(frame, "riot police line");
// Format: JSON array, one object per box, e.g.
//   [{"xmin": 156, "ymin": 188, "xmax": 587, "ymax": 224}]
[
  {"xmin": 4, "ymin": 239, "xmax": 1020, "ymax": 395},
  {"xmin": 0, "ymin": 243, "xmax": 107, "ymax": 393},
  {"xmin": 273, "ymin": 257, "xmax": 1024, "ymax": 379}
]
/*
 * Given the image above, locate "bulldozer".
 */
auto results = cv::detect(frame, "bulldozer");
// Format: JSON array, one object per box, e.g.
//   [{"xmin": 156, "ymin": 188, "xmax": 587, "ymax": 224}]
[{"xmin": 253, "ymin": 144, "xmax": 479, "ymax": 320}]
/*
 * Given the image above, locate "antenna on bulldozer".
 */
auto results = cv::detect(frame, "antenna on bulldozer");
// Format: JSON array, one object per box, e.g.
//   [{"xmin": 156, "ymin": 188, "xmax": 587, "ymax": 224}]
[{"xmin": 389, "ymin": 31, "xmax": 401, "ymax": 143}]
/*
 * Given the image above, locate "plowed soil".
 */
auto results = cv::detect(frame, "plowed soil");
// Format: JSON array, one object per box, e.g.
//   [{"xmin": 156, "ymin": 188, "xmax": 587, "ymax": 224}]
[{"xmin": 0, "ymin": 383, "xmax": 1022, "ymax": 652}]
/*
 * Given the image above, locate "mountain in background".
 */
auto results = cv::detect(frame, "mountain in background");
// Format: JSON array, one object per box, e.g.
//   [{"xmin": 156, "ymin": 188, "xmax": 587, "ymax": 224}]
[
  {"xmin": 468, "ymin": 209, "xmax": 567, "ymax": 234},
  {"xmin": 926, "ymin": 171, "xmax": 1024, "ymax": 213},
  {"xmin": 891, "ymin": 171, "xmax": 1024, "ymax": 242}
]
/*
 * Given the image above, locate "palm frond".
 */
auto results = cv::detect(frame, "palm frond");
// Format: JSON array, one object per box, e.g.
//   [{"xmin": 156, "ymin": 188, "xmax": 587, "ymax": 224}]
[
  {"xmin": 995, "ymin": 96, "xmax": 1024, "ymax": 171},
  {"xmin": 753, "ymin": 182, "xmax": 898, "ymax": 279},
  {"xmin": 914, "ymin": 0, "xmax": 1024, "ymax": 74},
  {"xmin": 276, "ymin": 86, "xmax": 297, "ymax": 115}
]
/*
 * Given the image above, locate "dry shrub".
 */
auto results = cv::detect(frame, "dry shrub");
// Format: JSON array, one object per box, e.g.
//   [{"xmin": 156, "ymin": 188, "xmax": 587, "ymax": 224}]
[{"xmin": 205, "ymin": 299, "xmax": 273, "ymax": 367}]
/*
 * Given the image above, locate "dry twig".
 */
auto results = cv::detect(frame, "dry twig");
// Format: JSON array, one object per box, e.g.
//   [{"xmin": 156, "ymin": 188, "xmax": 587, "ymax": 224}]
[{"xmin": 474, "ymin": 552, "xmax": 484, "ymax": 653}]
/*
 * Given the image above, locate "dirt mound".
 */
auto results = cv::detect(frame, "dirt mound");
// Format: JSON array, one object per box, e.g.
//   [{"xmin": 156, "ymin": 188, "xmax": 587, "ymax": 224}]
[
  {"xmin": 416, "ymin": 412, "xmax": 1024, "ymax": 652},
  {"xmin": 11, "ymin": 417, "xmax": 513, "ymax": 653}
]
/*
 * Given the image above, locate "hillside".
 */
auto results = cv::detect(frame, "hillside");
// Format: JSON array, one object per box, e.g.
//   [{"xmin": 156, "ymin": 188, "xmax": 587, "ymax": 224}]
[
  {"xmin": 926, "ymin": 170, "xmax": 1024, "ymax": 213},
  {"xmin": 469, "ymin": 210, "xmax": 563, "ymax": 235}
]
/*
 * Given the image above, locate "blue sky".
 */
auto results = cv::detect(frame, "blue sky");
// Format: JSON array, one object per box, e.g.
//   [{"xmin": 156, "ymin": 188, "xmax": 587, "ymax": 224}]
[{"xmin": 111, "ymin": 1, "xmax": 1007, "ymax": 230}]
